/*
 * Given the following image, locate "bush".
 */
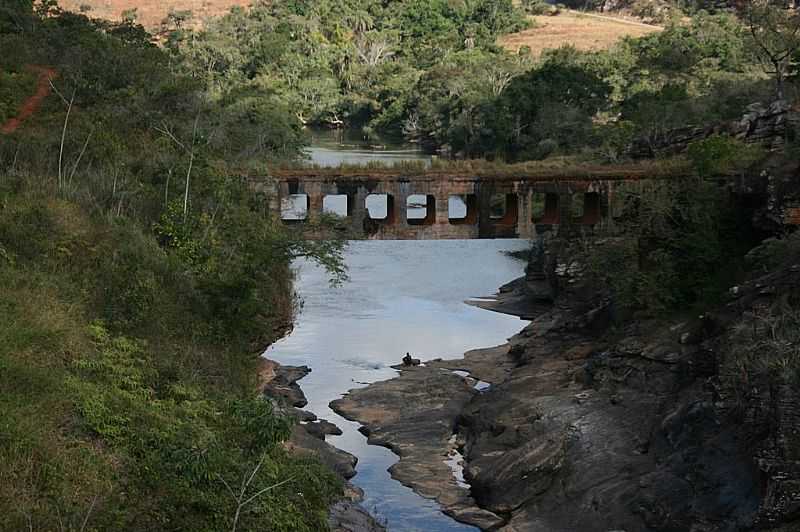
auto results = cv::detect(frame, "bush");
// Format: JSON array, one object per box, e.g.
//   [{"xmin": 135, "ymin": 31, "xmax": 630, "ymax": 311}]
[
  {"xmin": 521, "ymin": 0, "xmax": 555, "ymax": 15},
  {"xmin": 533, "ymin": 138, "xmax": 559, "ymax": 159},
  {"xmin": 630, "ymin": 0, "xmax": 671, "ymax": 24},
  {"xmin": 687, "ymin": 135, "xmax": 765, "ymax": 178}
]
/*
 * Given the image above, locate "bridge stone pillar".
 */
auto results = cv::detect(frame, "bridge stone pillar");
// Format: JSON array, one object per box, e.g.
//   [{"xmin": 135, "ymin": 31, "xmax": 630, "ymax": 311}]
[
  {"xmin": 350, "ymin": 185, "xmax": 370, "ymax": 235},
  {"xmin": 303, "ymin": 181, "xmax": 324, "ymax": 223},
  {"xmin": 395, "ymin": 181, "xmax": 412, "ymax": 231},
  {"xmin": 435, "ymin": 191, "xmax": 450, "ymax": 228},
  {"xmin": 517, "ymin": 185, "xmax": 535, "ymax": 240},
  {"xmin": 601, "ymin": 181, "xmax": 616, "ymax": 233}
]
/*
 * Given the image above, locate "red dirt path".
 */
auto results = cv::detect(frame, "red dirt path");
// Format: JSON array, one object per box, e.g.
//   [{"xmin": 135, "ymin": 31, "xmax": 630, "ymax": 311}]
[{"xmin": 1, "ymin": 66, "xmax": 58, "ymax": 135}]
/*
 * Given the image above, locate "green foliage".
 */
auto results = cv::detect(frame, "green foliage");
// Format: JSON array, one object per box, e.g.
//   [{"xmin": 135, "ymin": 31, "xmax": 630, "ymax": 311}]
[
  {"xmin": 0, "ymin": 186, "xmax": 343, "ymax": 531},
  {"xmin": 489, "ymin": 48, "xmax": 611, "ymax": 159},
  {"xmin": 0, "ymin": 7, "xmax": 346, "ymax": 531},
  {"xmin": 741, "ymin": 0, "xmax": 800, "ymax": 99},
  {"xmin": 727, "ymin": 232, "xmax": 800, "ymax": 391},
  {"xmin": 687, "ymin": 135, "xmax": 765, "ymax": 177},
  {"xmin": 745, "ymin": 231, "xmax": 800, "ymax": 272},
  {"xmin": 595, "ymin": 12, "xmax": 773, "ymax": 141},
  {"xmin": 520, "ymin": 0, "xmax": 554, "ymax": 15},
  {"xmin": 595, "ymin": 120, "xmax": 637, "ymax": 162},
  {"xmin": 727, "ymin": 299, "xmax": 800, "ymax": 400},
  {"xmin": 585, "ymin": 178, "xmax": 754, "ymax": 315},
  {"xmin": 154, "ymin": 0, "xmax": 793, "ymax": 162},
  {"xmin": 0, "ymin": 69, "xmax": 35, "ymax": 123},
  {"xmin": 630, "ymin": 0, "xmax": 672, "ymax": 24},
  {"xmin": 170, "ymin": 0, "xmax": 528, "ymax": 135}
]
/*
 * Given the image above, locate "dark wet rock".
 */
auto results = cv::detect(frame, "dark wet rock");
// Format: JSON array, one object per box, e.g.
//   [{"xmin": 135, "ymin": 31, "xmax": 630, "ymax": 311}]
[
  {"xmin": 463, "ymin": 242, "xmax": 800, "ymax": 531},
  {"xmin": 305, "ymin": 419, "xmax": 343, "ymax": 440},
  {"xmin": 262, "ymin": 362, "xmax": 311, "ymax": 408},
  {"xmin": 454, "ymin": 310, "xmax": 765, "ymax": 531},
  {"xmin": 258, "ymin": 359, "xmax": 384, "ymax": 530},
  {"xmin": 329, "ymin": 482, "xmax": 386, "ymax": 531},
  {"xmin": 331, "ymin": 365, "xmax": 505, "ymax": 530},
  {"xmin": 329, "ymin": 500, "xmax": 386, "ymax": 532},
  {"xmin": 467, "ymin": 276, "xmax": 550, "ymax": 320},
  {"xmin": 286, "ymin": 421, "xmax": 357, "ymax": 481},
  {"xmin": 427, "ymin": 344, "xmax": 516, "ymax": 388},
  {"xmin": 292, "ymin": 408, "xmax": 317, "ymax": 422}
]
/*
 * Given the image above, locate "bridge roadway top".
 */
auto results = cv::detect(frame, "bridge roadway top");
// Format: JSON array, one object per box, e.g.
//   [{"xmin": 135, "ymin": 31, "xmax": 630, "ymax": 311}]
[{"xmin": 266, "ymin": 158, "xmax": 691, "ymax": 183}]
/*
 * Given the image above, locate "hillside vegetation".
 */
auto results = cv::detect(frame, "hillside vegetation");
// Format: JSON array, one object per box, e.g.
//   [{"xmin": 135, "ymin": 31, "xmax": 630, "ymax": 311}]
[
  {"xmin": 167, "ymin": 0, "xmax": 794, "ymax": 161},
  {"xmin": 1, "ymin": 0, "xmax": 799, "ymax": 529},
  {"xmin": 1, "ymin": 3, "xmax": 347, "ymax": 530}
]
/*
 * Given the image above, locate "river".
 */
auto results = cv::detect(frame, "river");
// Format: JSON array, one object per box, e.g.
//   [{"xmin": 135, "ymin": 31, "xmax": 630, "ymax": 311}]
[
  {"xmin": 304, "ymin": 128, "xmax": 433, "ymax": 168},
  {"xmin": 265, "ymin": 133, "xmax": 528, "ymax": 531}
]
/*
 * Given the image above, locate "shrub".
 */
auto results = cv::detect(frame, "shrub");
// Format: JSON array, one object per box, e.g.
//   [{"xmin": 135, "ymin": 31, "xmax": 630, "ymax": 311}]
[
  {"xmin": 521, "ymin": 0, "xmax": 554, "ymax": 15},
  {"xmin": 687, "ymin": 135, "xmax": 765, "ymax": 178}
]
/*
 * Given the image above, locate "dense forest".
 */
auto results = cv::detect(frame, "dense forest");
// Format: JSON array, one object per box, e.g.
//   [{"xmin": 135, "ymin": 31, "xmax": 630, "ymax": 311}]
[
  {"xmin": 167, "ymin": 0, "xmax": 794, "ymax": 159},
  {"xmin": 0, "ymin": 0, "xmax": 799, "ymax": 530}
]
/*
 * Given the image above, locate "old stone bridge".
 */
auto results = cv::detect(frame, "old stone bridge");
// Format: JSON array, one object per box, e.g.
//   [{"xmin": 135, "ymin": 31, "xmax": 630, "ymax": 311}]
[{"xmin": 253, "ymin": 163, "xmax": 687, "ymax": 239}]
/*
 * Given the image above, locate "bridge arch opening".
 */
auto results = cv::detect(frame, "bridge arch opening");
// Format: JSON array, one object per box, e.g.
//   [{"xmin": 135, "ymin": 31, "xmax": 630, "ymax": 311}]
[
  {"xmin": 489, "ymin": 193, "xmax": 518, "ymax": 225},
  {"xmin": 532, "ymin": 192, "xmax": 560, "ymax": 224},
  {"xmin": 323, "ymin": 194, "xmax": 350, "ymax": 217},
  {"xmin": 448, "ymin": 194, "xmax": 477, "ymax": 225},
  {"xmin": 281, "ymin": 194, "xmax": 309, "ymax": 221},
  {"xmin": 571, "ymin": 192, "xmax": 585, "ymax": 222},
  {"xmin": 407, "ymin": 194, "xmax": 435, "ymax": 225},
  {"xmin": 582, "ymin": 192, "xmax": 601, "ymax": 225},
  {"xmin": 366, "ymin": 194, "xmax": 395, "ymax": 223}
]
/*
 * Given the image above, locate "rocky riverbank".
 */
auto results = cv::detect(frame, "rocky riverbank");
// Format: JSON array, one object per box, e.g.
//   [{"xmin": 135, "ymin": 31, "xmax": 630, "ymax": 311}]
[
  {"xmin": 331, "ymin": 359, "xmax": 508, "ymax": 530},
  {"xmin": 257, "ymin": 359, "xmax": 386, "ymax": 532},
  {"xmin": 326, "ymin": 236, "xmax": 800, "ymax": 531}
]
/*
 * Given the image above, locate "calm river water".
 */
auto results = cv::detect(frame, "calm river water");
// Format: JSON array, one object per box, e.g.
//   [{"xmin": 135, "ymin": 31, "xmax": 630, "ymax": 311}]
[
  {"xmin": 304, "ymin": 129, "xmax": 433, "ymax": 167},
  {"xmin": 265, "ymin": 241, "xmax": 528, "ymax": 531},
  {"xmin": 266, "ymin": 132, "xmax": 527, "ymax": 531}
]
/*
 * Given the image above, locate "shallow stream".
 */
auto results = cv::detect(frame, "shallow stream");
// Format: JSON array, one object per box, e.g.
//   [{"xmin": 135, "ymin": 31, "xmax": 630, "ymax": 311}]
[
  {"xmin": 265, "ymin": 240, "xmax": 527, "ymax": 531},
  {"xmin": 266, "ymin": 133, "xmax": 527, "ymax": 531}
]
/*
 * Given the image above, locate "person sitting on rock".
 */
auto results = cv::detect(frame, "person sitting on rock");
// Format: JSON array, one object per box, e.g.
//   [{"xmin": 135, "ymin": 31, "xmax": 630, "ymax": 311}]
[{"xmin": 402, "ymin": 352, "xmax": 420, "ymax": 366}]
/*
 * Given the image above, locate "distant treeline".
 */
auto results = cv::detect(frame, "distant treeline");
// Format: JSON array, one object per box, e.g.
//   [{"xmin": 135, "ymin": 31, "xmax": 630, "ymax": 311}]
[{"xmin": 169, "ymin": 0, "xmax": 796, "ymax": 160}]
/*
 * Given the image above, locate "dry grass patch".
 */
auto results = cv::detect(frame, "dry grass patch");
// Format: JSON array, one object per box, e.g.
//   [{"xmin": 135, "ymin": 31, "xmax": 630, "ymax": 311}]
[
  {"xmin": 500, "ymin": 11, "xmax": 661, "ymax": 55},
  {"xmin": 58, "ymin": 0, "xmax": 251, "ymax": 29}
]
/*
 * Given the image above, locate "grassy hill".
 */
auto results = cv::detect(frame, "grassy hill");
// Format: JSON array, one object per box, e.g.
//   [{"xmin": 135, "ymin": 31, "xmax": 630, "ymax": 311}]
[{"xmin": 500, "ymin": 10, "xmax": 660, "ymax": 55}]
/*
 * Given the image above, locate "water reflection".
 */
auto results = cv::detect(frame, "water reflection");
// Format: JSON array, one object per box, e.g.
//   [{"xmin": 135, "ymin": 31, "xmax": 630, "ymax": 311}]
[{"xmin": 265, "ymin": 240, "xmax": 528, "ymax": 531}]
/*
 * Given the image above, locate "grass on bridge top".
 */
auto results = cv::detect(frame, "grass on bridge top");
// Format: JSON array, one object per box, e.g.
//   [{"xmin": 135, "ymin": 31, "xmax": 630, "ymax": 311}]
[{"xmin": 268, "ymin": 156, "xmax": 693, "ymax": 181}]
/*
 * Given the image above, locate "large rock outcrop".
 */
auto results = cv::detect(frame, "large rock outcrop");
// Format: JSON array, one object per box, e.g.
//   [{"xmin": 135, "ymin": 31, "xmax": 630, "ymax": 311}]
[
  {"xmin": 631, "ymin": 100, "xmax": 799, "ymax": 158},
  {"xmin": 328, "ymin": 228, "xmax": 800, "ymax": 531},
  {"xmin": 456, "ymin": 235, "xmax": 800, "ymax": 531}
]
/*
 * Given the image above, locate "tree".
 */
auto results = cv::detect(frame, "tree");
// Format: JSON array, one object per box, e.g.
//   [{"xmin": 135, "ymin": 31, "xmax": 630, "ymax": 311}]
[
  {"xmin": 0, "ymin": 0, "xmax": 33, "ymax": 33},
  {"xmin": 493, "ymin": 48, "xmax": 611, "ymax": 158},
  {"xmin": 741, "ymin": 0, "xmax": 800, "ymax": 99}
]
